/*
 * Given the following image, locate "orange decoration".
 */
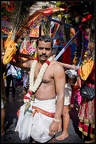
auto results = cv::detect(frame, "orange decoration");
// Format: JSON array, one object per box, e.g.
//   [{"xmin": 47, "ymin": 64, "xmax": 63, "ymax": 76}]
[{"xmin": 79, "ymin": 58, "xmax": 94, "ymax": 80}]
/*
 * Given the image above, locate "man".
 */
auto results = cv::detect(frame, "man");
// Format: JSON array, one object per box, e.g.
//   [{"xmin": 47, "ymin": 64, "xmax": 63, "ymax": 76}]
[{"xmin": 11, "ymin": 35, "xmax": 65, "ymax": 143}]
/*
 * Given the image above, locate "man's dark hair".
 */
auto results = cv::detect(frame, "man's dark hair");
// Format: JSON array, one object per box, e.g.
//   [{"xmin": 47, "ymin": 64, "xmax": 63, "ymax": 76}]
[{"xmin": 36, "ymin": 35, "xmax": 53, "ymax": 48}]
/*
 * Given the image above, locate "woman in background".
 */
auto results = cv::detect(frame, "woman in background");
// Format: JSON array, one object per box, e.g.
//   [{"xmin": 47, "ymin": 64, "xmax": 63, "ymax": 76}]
[{"xmin": 78, "ymin": 24, "xmax": 95, "ymax": 143}]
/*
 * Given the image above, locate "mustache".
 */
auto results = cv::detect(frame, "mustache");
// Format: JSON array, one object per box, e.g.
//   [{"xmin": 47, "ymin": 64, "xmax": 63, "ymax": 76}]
[{"xmin": 40, "ymin": 54, "xmax": 48, "ymax": 57}]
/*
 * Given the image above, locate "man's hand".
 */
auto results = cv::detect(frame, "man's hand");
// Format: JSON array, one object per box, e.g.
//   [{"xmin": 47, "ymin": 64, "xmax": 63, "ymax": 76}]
[{"xmin": 49, "ymin": 120, "xmax": 60, "ymax": 136}]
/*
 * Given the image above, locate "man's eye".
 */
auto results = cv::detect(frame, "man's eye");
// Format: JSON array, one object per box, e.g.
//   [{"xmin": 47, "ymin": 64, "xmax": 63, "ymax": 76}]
[
  {"xmin": 38, "ymin": 47, "xmax": 44, "ymax": 50},
  {"xmin": 45, "ymin": 48, "xmax": 51, "ymax": 51}
]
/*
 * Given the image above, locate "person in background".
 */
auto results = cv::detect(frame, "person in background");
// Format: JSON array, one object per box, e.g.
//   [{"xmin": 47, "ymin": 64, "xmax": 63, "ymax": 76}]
[
  {"xmin": 52, "ymin": 48, "xmax": 78, "ymax": 141},
  {"xmin": 5, "ymin": 63, "xmax": 18, "ymax": 99},
  {"xmin": 78, "ymin": 25, "xmax": 95, "ymax": 143},
  {"xmin": 56, "ymin": 74, "xmax": 72, "ymax": 140}
]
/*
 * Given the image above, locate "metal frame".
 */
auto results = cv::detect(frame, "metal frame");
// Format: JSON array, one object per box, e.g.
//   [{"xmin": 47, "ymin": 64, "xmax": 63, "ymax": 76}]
[{"xmin": 48, "ymin": 16, "xmax": 84, "ymax": 65}]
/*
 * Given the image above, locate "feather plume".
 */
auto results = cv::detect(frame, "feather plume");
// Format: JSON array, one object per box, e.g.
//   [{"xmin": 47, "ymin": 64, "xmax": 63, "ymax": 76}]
[
  {"xmin": 10, "ymin": 2, "xmax": 35, "ymax": 40},
  {"xmin": 11, "ymin": 2, "xmax": 30, "ymax": 30}
]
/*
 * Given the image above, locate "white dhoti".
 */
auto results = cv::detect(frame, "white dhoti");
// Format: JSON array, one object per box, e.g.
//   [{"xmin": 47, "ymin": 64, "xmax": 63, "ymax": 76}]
[{"xmin": 15, "ymin": 98, "xmax": 56, "ymax": 143}]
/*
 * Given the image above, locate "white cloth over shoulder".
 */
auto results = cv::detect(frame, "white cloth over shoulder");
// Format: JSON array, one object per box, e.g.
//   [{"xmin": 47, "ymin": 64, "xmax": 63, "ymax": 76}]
[
  {"xmin": 64, "ymin": 83, "xmax": 72, "ymax": 105},
  {"xmin": 65, "ymin": 69, "xmax": 77, "ymax": 78},
  {"xmin": 15, "ymin": 98, "xmax": 56, "ymax": 143}
]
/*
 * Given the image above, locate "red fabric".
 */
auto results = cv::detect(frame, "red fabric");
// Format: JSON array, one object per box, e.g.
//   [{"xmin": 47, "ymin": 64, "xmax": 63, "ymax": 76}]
[
  {"xmin": 24, "ymin": 96, "xmax": 30, "ymax": 100},
  {"xmin": 82, "ymin": 14, "xmax": 92, "ymax": 22},
  {"xmin": 42, "ymin": 8, "xmax": 53, "ymax": 16},
  {"xmin": 61, "ymin": 43, "xmax": 71, "ymax": 64},
  {"xmin": 28, "ymin": 91, "xmax": 32, "ymax": 95},
  {"xmin": 78, "ymin": 121, "xmax": 94, "ymax": 138},
  {"xmin": 87, "ymin": 84, "xmax": 95, "ymax": 88},
  {"xmin": 46, "ymin": 60, "xmax": 50, "ymax": 65},
  {"xmin": 78, "ymin": 121, "xmax": 88, "ymax": 133},
  {"xmin": 90, "ymin": 126, "xmax": 94, "ymax": 136}
]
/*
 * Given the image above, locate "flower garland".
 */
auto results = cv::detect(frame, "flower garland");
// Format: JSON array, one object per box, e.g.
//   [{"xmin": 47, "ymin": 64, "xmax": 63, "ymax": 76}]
[{"xmin": 24, "ymin": 56, "xmax": 53, "ymax": 102}]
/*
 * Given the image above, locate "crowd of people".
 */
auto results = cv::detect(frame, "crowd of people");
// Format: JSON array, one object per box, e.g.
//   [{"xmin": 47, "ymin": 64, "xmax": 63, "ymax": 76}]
[{"xmin": 1, "ymin": 20, "xmax": 95, "ymax": 143}]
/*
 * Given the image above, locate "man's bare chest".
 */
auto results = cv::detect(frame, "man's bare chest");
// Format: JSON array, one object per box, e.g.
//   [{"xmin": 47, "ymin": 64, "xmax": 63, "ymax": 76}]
[{"xmin": 34, "ymin": 64, "xmax": 52, "ymax": 83}]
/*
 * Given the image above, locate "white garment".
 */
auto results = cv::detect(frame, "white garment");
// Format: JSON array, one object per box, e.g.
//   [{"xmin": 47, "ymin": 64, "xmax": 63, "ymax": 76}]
[
  {"xmin": 6, "ymin": 64, "xmax": 17, "ymax": 76},
  {"xmin": 23, "ymin": 71, "xmax": 29, "ymax": 87},
  {"xmin": 64, "ymin": 83, "xmax": 72, "ymax": 105},
  {"xmin": 1, "ymin": 98, "xmax": 4, "ymax": 108},
  {"xmin": 56, "ymin": 83, "xmax": 72, "ymax": 106},
  {"xmin": 15, "ymin": 98, "xmax": 56, "ymax": 143}
]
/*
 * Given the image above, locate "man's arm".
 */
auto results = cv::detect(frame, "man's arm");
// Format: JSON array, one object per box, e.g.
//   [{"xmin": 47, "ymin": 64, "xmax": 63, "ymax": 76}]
[
  {"xmin": 10, "ymin": 59, "xmax": 33, "ymax": 71},
  {"xmin": 18, "ymin": 52, "xmax": 34, "ymax": 60},
  {"xmin": 53, "ymin": 63, "xmax": 65, "ymax": 120},
  {"xmin": 2, "ymin": 50, "xmax": 33, "ymax": 70},
  {"xmin": 49, "ymin": 63, "xmax": 65, "ymax": 135},
  {"xmin": 58, "ymin": 61, "xmax": 77, "ymax": 70}
]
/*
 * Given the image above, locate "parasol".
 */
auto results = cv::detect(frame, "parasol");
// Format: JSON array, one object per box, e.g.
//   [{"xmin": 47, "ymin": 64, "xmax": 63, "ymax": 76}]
[
  {"xmin": 26, "ymin": 7, "xmax": 65, "ymax": 27},
  {"xmin": 17, "ymin": 7, "xmax": 65, "ymax": 35}
]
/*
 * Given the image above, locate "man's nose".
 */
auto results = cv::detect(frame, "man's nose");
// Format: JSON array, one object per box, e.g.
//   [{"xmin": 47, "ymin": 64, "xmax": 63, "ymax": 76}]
[{"xmin": 42, "ymin": 48, "xmax": 46, "ymax": 53}]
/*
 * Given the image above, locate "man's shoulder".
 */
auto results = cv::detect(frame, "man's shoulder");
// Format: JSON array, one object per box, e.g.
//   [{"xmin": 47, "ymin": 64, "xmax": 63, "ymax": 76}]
[
  {"xmin": 51, "ymin": 60, "xmax": 64, "ymax": 70},
  {"xmin": 51, "ymin": 60, "xmax": 61, "ymax": 66}
]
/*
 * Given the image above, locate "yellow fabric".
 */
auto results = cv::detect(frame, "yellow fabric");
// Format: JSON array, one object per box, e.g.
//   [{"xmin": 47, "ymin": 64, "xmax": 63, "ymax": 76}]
[
  {"xmin": 3, "ymin": 40, "xmax": 17, "ymax": 65},
  {"xmin": 80, "ymin": 58, "xmax": 94, "ymax": 80},
  {"xmin": 3, "ymin": 31, "xmax": 18, "ymax": 65},
  {"xmin": 3, "ymin": 72, "xmax": 6, "ymax": 79}
]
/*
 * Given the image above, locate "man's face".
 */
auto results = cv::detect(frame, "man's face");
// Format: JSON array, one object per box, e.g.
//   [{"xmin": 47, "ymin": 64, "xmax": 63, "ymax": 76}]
[{"xmin": 37, "ymin": 41, "xmax": 52, "ymax": 62}]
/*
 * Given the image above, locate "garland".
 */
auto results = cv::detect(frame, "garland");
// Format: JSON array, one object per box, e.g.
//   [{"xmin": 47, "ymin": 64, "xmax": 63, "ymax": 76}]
[{"xmin": 24, "ymin": 56, "xmax": 53, "ymax": 102}]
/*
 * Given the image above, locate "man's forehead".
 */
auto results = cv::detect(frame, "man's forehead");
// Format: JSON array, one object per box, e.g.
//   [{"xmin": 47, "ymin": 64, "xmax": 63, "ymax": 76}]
[{"xmin": 38, "ymin": 41, "xmax": 51, "ymax": 46}]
